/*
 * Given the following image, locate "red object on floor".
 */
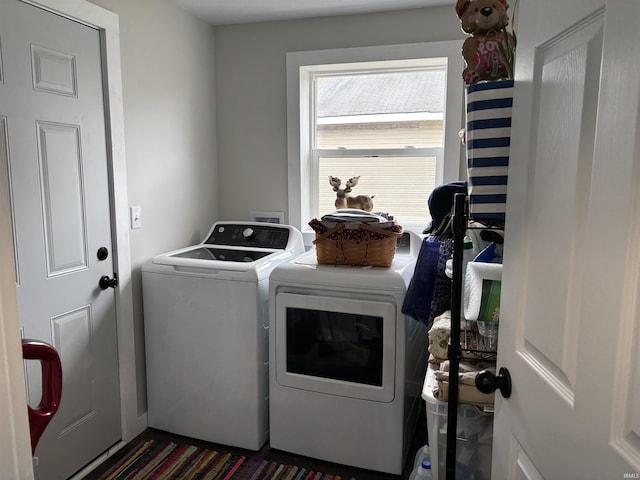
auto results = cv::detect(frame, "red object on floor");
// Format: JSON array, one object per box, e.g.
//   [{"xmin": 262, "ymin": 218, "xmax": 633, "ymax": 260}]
[{"xmin": 22, "ymin": 339, "xmax": 62, "ymax": 454}]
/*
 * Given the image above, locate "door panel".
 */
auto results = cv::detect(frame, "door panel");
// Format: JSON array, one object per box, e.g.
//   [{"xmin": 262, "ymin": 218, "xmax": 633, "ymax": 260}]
[
  {"xmin": 51, "ymin": 306, "xmax": 95, "ymax": 436},
  {"xmin": 0, "ymin": 1, "xmax": 121, "ymax": 478},
  {"xmin": 31, "ymin": 44, "xmax": 78, "ymax": 97},
  {"xmin": 495, "ymin": 0, "xmax": 640, "ymax": 477},
  {"xmin": 520, "ymin": 10, "xmax": 603, "ymax": 406},
  {"xmin": 37, "ymin": 121, "xmax": 88, "ymax": 275}
]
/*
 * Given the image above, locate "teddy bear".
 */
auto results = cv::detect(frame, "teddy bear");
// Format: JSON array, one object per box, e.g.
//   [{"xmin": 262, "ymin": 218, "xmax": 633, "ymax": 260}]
[{"xmin": 456, "ymin": 0, "xmax": 516, "ymax": 85}]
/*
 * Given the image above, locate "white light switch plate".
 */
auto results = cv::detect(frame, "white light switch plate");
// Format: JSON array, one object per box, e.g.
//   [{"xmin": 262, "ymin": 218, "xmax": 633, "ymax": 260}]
[{"xmin": 130, "ymin": 205, "xmax": 142, "ymax": 229}]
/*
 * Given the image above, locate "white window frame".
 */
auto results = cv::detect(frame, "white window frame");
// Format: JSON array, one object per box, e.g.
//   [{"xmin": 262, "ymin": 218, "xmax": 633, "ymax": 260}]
[{"xmin": 287, "ymin": 41, "xmax": 465, "ymax": 245}]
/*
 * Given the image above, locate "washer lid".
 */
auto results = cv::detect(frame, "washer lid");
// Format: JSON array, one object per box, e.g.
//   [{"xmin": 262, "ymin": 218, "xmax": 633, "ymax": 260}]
[
  {"xmin": 151, "ymin": 244, "xmax": 285, "ymax": 272},
  {"xmin": 171, "ymin": 246, "xmax": 273, "ymax": 262}
]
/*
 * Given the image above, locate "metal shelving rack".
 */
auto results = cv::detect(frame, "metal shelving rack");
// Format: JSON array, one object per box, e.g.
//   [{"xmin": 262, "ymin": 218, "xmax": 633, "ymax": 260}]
[
  {"xmin": 444, "ymin": 192, "xmax": 506, "ymax": 480},
  {"xmin": 444, "ymin": 192, "xmax": 466, "ymax": 480}
]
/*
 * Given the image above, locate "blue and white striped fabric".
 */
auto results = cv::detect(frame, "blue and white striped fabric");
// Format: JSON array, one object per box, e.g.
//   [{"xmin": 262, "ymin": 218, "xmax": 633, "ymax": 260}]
[{"xmin": 465, "ymin": 79, "xmax": 514, "ymax": 225}]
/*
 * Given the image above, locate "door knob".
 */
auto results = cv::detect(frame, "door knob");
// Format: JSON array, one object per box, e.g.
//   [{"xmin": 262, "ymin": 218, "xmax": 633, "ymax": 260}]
[
  {"xmin": 475, "ymin": 367, "xmax": 512, "ymax": 398},
  {"xmin": 99, "ymin": 274, "xmax": 118, "ymax": 290}
]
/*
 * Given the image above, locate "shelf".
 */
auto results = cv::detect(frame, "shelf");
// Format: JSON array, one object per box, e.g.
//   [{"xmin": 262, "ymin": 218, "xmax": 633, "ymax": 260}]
[{"xmin": 460, "ymin": 323, "xmax": 497, "ymax": 361}]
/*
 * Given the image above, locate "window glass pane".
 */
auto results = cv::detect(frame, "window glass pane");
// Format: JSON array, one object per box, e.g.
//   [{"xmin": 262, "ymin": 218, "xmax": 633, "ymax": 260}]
[
  {"xmin": 319, "ymin": 156, "xmax": 436, "ymax": 225},
  {"xmin": 315, "ymin": 69, "xmax": 445, "ymax": 149}
]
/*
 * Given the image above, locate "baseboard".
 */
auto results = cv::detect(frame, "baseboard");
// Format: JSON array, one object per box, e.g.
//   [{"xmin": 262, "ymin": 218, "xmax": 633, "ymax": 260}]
[{"xmin": 69, "ymin": 440, "xmax": 128, "ymax": 480}]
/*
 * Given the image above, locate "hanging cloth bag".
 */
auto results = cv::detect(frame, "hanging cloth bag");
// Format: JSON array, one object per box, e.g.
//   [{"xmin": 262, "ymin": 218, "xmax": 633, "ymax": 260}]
[{"xmin": 402, "ymin": 235, "xmax": 452, "ymax": 329}]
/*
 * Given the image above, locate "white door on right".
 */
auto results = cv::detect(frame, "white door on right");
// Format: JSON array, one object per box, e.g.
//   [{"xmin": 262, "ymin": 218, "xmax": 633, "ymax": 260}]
[{"xmin": 494, "ymin": 0, "xmax": 640, "ymax": 477}]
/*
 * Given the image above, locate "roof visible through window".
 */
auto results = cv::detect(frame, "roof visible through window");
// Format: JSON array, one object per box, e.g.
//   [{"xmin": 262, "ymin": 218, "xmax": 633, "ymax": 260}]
[{"xmin": 316, "ymin": 69, "xmax": 445, "ymax": 120}]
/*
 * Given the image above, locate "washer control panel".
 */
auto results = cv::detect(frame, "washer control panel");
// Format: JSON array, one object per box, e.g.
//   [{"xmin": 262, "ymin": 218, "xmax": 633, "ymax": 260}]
[{"xmin": 204, "ymin": 223, "xmax": 290, "ymax": 249}]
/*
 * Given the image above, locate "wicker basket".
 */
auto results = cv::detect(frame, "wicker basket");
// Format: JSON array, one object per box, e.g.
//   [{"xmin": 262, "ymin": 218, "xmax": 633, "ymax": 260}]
[{"xmin": 313, "ymin": 222, "xmax": 403, "ymax": 267}]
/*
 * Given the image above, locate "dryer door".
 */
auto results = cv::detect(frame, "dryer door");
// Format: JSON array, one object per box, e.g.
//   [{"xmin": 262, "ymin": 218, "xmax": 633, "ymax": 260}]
[{"xmin": 274, "ymin": 292, "xmax": 396, "ymax": 402}]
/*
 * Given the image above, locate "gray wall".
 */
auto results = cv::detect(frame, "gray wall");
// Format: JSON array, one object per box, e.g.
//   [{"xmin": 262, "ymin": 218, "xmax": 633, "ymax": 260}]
[
  {"xmin": 89, "ymin": 0, "xmax": 218, "ymax": 413},
  {"xmin": 214, "ymin": 6, "xmax": 465, "ymax": 223}
]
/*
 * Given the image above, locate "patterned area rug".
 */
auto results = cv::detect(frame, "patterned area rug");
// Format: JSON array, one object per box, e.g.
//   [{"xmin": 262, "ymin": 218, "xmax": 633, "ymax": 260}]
[{"xmin": 99, "ymin": 440, "xmax": 352, "ymax": 480}]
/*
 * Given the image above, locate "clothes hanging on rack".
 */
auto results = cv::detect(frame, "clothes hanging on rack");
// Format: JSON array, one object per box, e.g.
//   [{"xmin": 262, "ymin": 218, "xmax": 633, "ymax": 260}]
[{"xmin": 403, "ymin": 182, "xmax": 466, "ymax": 329}]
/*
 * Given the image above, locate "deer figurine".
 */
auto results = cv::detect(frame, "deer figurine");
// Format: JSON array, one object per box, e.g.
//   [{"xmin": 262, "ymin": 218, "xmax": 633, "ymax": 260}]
[{"xmin": 328, "ymin": 176, "xmax": 375, "ymax": 212}]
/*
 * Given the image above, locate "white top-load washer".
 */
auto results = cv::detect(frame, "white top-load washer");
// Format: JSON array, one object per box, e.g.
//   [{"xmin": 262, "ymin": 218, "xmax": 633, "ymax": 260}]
[
  {"xmin": 142, "ymin": 221, "xmax": 304, "ymax": 450},
  {"xmin": 268, "ymin": 231, "xmax": 428, "ymax": 474}
]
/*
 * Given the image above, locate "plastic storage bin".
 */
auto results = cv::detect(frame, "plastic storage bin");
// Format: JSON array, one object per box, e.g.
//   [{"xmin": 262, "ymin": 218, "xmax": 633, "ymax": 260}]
[{"xmin": 421, "ymin": 363, "xmax": 494, "ymax": 480}]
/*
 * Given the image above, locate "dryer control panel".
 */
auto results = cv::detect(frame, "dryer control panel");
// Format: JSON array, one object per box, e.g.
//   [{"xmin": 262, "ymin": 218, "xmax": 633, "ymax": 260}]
[{"xmin": 204, "ymin": 223, "xmax": 290, "ymax": 249}]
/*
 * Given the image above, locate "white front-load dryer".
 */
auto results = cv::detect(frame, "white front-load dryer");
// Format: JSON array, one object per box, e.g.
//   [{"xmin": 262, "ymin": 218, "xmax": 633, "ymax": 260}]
[
  {"xmin": 142, "ymin": 222, "xmax": 304, "ymax": 450},
  {"xmin": 268, "ymin": 231, "xmax": 428, "ymax": 474}
]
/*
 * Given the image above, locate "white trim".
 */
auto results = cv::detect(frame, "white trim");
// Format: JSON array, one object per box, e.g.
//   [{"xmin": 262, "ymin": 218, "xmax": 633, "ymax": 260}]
[
  {"xmin": 313, "ymin": 147, "xmax": 443, "ymax": 157},
  {"xmin": 286, "ymin": 42, "xmax": 464, "ymax": 245},
  {"xmin": 68, "ymin": 440, "xmax": 127, "ymax": 480},
  {"xmin": 0, "ymin": 2, "xmax": 143, "ymax": 477}
]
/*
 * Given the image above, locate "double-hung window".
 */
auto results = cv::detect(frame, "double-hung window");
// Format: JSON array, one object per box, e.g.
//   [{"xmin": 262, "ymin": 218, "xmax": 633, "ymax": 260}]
[{"xmin": 287, "ymin": 42, "xmax": 464, "ymax": 244}]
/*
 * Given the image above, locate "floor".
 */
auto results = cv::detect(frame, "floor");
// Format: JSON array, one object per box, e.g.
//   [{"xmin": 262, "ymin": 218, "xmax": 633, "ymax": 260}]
[{"xmin": 83, "ymin": 410, "xmax": 427, "ymax": 480}]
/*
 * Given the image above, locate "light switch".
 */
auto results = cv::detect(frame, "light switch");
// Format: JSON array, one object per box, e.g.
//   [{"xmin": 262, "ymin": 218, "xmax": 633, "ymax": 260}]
[{"xmin": 130, "ymin": 205, "xmax": 142, "ymax": 229}]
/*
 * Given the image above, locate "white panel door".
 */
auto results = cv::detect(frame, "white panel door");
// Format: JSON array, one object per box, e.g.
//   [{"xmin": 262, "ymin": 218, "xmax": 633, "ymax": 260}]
[
  {"xmin": 0, "ymin": 1, "xmax": 121, "ymax": 478},
  {"xmin": 494, "ymin": 0, "xmax": 640, "ymax": 477}
]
